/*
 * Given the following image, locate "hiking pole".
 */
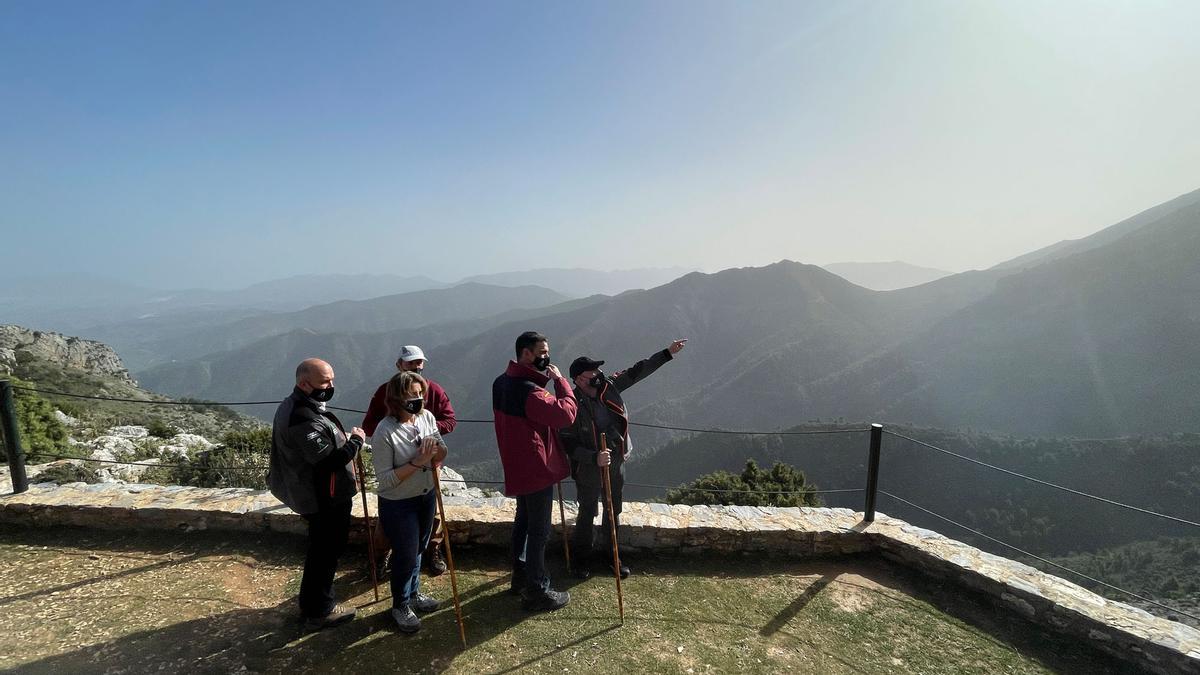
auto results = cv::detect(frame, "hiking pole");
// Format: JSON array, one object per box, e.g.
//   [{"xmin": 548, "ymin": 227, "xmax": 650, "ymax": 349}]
[
  {"xmin": 599, "ymin": 433, "xmax": 624, "ymax": 623},
  {"xmin": 354, "ymin": 450, "xmax": 380, "ymax": 602},
  {"xmin": 432, "ymin": 466, "xmax": 468, "ymax": 648},
  {"xmin": 557, "ymin": 481, "xmax": 572, "ymax": 568}
]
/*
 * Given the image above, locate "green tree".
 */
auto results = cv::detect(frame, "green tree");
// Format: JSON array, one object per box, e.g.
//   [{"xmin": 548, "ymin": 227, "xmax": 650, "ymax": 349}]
[
  {"xmin": 666, "ymin": 460, "xmax": 820, "ymax": 507},
  {"xmin": 2, "ymin": 377, "xmax": 75, "ymax": 462}
]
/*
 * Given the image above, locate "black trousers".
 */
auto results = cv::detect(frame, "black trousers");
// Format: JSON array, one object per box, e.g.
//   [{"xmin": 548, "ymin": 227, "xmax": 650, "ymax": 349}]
[
  {"xmin": 572, "ymin": 460, "xmax": 625, "ymax": 560},
  {"xmin": 299, "ymin": 497, "xmax": 353, "ymax": 618},
  {"xmin": 512, "ymin": 485, "xmax": 554, "ymax": 592}
]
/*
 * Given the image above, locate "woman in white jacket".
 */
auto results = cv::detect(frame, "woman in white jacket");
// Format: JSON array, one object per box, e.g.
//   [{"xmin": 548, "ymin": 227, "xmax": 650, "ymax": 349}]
[{"xmin": 370, "ymin": 370, "xmax": 447, "ymax": 633}]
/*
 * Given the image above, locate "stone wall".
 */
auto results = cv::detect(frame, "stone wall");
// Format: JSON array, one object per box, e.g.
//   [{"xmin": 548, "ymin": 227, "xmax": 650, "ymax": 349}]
[{"xmin": 1, "ymin": 480, "xmax": 1197, "ymax": 674}]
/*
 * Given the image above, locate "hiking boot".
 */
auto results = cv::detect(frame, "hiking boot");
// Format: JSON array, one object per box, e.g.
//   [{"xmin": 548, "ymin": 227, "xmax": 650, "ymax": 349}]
[
  {"xmin": 521, "ymin": 587, "xmax": 570, "ymax": 612},
  {"xmin": 392, "ymin": 604, "xmax": 420, "ymax": 633},
  {"xmin": 411, "ymin": 593, "xmax": 440, "ymax": 613},
  {"xmin": 302, "ymin": 604, "xmax": 356, "ymax": 632},
  {"xmin": 424, "ymin": 542, "xmax": 447, "ymax": 577}
]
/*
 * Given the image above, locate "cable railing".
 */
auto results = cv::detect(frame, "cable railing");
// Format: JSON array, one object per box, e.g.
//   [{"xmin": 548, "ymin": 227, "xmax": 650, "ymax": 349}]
[{"xmin": 4, "ymin": 379, "xmax": 1199, "ymax": 627}]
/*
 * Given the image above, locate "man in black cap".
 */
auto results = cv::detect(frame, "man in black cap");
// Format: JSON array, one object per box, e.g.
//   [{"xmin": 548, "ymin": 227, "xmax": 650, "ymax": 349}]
[{"xmin": 561, "ymin": 339, "xmax": 687, "ymax": 579}]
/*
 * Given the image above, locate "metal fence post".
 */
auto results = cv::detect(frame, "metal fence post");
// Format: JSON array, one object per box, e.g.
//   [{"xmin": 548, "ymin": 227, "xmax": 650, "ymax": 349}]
[
  {"xmin": 1, "ymin": 380, "xmax": 29, "ymax": 494},
  {"xmin": 863, "ymin": 423, "xmax": 883, "ymax": 522}
]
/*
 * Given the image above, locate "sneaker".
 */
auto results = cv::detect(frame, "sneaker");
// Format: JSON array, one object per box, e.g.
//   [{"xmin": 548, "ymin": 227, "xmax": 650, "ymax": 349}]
[
  {"xmin": 521, "ymin": 588, "xmax": 570, "ymax": 612},
  {"xmin": 302, "ymin": 604, "xmax": 357, "ymax": 632},
  {"xmin": 424, "ymin": 543, "xmax": 447, "ymax": 577},
  {"xmin": 391, "ymin": 604, "xmax": 420, "ymax": 633},
  {"xmin": 411, "ymin": 593, "xmax": 440, "ymax": 613}
]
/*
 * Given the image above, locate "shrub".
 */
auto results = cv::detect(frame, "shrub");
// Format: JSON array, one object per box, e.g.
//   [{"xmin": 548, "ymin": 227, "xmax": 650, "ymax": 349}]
[
  {"xmin": 3, "ymin": 378, "xmax": 75, "ymax": 462},
  {"xmin": 142, "ymin": 428, "xmax": 271, "ymax": 489},
  {"xmin": 666, "ymin": 460, "xmax": 821, "ymax": 508},
  {"xmin": 145, "ymin": 418, "xmax": 176, "ymax": 439},
  {"xmin": 35, "ymin": 462, "xmax": 101, "ymax": 485}
]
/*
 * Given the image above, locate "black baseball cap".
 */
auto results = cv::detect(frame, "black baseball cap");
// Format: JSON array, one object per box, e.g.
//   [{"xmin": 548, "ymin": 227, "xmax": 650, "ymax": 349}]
[{"xmin": 569, "ymin": 356, "xmax": 605, "ymax": 379}]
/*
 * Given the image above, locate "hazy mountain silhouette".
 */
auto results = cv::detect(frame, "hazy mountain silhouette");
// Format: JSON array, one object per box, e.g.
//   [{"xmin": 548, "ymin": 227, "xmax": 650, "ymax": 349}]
[
  {"xmin": 132, "ymin": 187, "xmax": 1200, "ymax": 464},
  {"xmin": 459, "ymin": 267, "xmax": 693, "ymax": 297}
]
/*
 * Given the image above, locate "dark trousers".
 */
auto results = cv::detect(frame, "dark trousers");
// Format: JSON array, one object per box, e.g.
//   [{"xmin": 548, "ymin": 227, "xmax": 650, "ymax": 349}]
[
  {"xmin": 378, "ymin": 491, "xmax": 437, "ymax": 608},
  {"xmin": 299, "ymin": 497, "xmax": 353, "ymax": 618},
  {"xmin": 512, "ymin": 485, "xmax": 554, "ymax": 592},
  {"xmin": 573, "ymin": 460, "xmax": 625, "ymax": 560}
]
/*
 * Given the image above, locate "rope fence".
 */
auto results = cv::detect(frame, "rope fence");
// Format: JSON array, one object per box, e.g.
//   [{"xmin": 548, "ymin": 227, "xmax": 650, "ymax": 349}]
[
  {"xmin": 883, "ymin": 429, "xmax": 1200, "ymax": 531},
  {"xmin": 8, "ymin": 379, "xmax": 1200, "ymax": 629},
  {"xmin": 879, "ymin": 489, "xmax": 1200, "ymax": 624}
]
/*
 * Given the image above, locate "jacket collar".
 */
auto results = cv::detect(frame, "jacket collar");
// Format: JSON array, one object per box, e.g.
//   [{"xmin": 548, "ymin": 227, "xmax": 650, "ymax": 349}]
[
  {"xmin": 290, "ymin": 386, "xmax": 322, "ymax": 412},
  {"xmin": 506, "ymin": 360, "xmax": 550, "ymax": 386}
]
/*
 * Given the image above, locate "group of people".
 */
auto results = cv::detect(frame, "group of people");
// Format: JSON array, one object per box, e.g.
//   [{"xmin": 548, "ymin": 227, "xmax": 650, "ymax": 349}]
[{"xmin": 268, "ymin": 331, "xmax": 686, "ymax": 632}]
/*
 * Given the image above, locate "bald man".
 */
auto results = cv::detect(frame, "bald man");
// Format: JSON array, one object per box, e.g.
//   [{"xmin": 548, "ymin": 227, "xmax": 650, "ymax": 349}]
[{"xmin": 268, "ymin": 358, "xmax": 367, "ymax": 631}]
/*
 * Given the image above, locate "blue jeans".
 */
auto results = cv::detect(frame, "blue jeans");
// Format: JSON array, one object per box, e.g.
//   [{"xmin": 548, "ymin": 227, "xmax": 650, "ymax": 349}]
[
  {"xmin": 378, "ymin": 491, "xmax": 436, "ymax": 608},
  {"xmin": 512, "ymin": 485, "xmax": 554, "ymax": 593}
]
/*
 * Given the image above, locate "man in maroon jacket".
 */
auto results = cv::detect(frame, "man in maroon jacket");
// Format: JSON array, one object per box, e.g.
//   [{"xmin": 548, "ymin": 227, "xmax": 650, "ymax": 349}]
[
  {"xmin": 493, "ymin": 331, "xmax": 577, "ymax": 611},
  {"xmin": 363, "ymin": 345, "xmax": 457, "ymax": 576}
]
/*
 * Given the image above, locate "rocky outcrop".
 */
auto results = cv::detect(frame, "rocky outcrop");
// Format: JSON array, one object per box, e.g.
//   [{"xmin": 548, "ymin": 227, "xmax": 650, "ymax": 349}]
[{"xmin": 0, "ymin": 325, "xmax": 134, "ymax": 383}]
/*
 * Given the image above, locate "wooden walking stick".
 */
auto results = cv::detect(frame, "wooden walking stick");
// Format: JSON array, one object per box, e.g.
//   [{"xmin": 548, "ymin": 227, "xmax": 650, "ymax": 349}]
[
  {"xmin": 432, "ymin": 467, "xmax": 468, "ymax": 648},
  {"xmin": 557, "ymin": 481, "xmax": 572, "ymax": 568},
  {"xmin": 354, "ymin": 451, "xmax": 380, "ymax": 602},
  {"xmin": 599, "ymin": 433, "xmax": 624, "ymax": 623}
]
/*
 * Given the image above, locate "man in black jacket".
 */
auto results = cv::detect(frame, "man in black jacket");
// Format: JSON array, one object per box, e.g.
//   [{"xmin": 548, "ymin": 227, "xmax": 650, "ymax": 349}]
[
  {"xmin": 562, "ymin": 339, "xmax": 687, "ymax": 579},
  {"xmin": 268, "ymin": 358, "xmax": 366, "ymax": 631}
]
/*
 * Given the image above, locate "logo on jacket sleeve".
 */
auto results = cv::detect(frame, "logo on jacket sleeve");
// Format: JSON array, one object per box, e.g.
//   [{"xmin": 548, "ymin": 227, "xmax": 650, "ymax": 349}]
[{"xmin": 534, "ymin": 389, "xmax": 554, "ymax": 402}]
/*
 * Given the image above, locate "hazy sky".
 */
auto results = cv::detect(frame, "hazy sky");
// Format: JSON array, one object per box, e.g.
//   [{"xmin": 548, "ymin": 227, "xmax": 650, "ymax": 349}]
[{"xmin": 2, "ymin": 0, "xmax": 1198, "ymax": 289}]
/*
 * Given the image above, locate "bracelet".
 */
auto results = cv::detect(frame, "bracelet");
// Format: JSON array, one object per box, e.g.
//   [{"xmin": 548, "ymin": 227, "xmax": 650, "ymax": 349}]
[{"xmin": 407, "ymin": 461, "xmax": 428, "ymax": 472}]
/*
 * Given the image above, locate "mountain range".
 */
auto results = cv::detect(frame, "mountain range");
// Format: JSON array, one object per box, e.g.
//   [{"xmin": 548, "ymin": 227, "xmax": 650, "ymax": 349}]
[{"xmin": 121, "ymin": 187, "xmax": 1200, "ymax": 472}]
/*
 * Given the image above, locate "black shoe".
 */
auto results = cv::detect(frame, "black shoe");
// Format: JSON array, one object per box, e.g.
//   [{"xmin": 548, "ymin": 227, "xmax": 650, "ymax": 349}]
[
  {"xmin": 424, "ymin": 543, "xmax": 447, "ymax": 577},
  {"xmin": 509, "ymin": 563, "xmax": 526, "ymax": 596},
  {"xmin": 521, "ymin": 588, "xmax": 570, "ymax": 612},
  {"xmin": 302, "ymin": 604, "xmax": 357, "ymax": 632},
  {"xmin": 372, "ymin": 550, "xmax": 391, "ymax": 581},
  {"xmin": 597, "ymin": 557, "xmax": 631, "ymax": 579},
  {"xmin": 570, "ymin": 564, "xmax": 592, "ymax": 580}
]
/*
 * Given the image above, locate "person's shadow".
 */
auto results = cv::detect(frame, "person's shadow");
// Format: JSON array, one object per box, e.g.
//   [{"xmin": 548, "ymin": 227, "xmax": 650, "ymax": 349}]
[{"xmin": 12, "ymin": 597, "xmax": 303, "ymax": 674}]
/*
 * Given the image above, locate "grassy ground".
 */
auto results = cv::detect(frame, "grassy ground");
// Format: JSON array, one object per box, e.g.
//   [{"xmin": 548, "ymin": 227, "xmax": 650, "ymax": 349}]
[{"xmin": 0, "ymin": 524, "xmax": 1131, "ymax": 674}]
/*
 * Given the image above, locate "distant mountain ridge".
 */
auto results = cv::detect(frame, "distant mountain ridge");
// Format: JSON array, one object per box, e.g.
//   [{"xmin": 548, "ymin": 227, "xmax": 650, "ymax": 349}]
[
  {"xmin": 459, "ymin": 267, "xmax": 695, "ymax": 297},
  {"xmin": 136, "ymin": 183, "xmax": 1200, "ymax": 465}
]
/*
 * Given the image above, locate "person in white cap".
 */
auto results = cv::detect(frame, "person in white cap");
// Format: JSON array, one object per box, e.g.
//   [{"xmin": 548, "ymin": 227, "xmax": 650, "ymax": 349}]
[{"xmin": 363, "ymin": 345, "xmax": 457, "ymax": 576}]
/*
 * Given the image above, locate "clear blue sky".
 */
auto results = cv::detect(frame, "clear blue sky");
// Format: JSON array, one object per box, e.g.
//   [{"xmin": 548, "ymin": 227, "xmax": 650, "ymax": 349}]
[{"xmin": 2, "ymin": 0, "xmax": 1198, "ymax": 289}]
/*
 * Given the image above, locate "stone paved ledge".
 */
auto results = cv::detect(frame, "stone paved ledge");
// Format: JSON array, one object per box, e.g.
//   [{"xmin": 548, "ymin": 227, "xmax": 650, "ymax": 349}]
[{"xmin": 2, "ymin": 481, "xmax": 1198, "ymax": 674}]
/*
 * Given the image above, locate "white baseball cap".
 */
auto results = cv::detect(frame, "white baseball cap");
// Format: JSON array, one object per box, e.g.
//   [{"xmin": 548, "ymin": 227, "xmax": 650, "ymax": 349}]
[{"xmin": 398, "ymin": 345, "xmax": 426, "ymax": 362}]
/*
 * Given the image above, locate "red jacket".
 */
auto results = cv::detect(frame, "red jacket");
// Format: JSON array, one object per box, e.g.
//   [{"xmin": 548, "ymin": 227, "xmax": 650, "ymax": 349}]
[
  {"xmin": 362, "ymin": 377, "xmax": 457, "ymax": 437},
  {"xmin": 492, "ymin": 360, "xmax": 577, "ymax": 496}
]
